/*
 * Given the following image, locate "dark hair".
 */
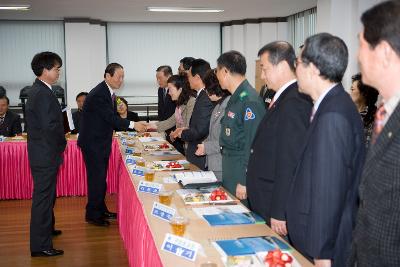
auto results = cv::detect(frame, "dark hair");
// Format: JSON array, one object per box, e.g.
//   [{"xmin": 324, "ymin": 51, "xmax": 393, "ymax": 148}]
[
  {"xmin": 0, "ymin": 95, "xmax": 9, "ymax": 105},
  {"xmin": 204, "ymin": 70, "xmax": 229, "ymax": 98},
  {"xmin": 76, "ymin": 92, "xmax": 88, "ymax": 101},
  {"xmin": 258, "ymin": 41, "xmax": 296, "ymax": 72},
  {"xmin": 217, "ymin": 50, "xmax": 246, "ymax": 75},
  {"xmin": 190, "ymin": 58, "xmax": 211, "ymax": 82},
  {"xmin": 156, "ymin": 65, "xmax": 173, "ymax": 77},
  {"xmin": 352, "ymin": 73, "xmax": 379, "ymax": 126},
  {"xmin": 167, "ymin": 75, "xmax": 195, "ymax": 106},
  {"xmin": 104, "ymin": 63, "xmax": 123, "ymax": 78},
  {"xmin": 31, "ymin": 51, "xmax": 62, "ymax": 77},
  {"xmin": 301, "ymin": 33, "xmax": 348, "ymax": 83},
  {"xmin": 117, "ymin": 96, "xmax": 129, "ymax": 109},
  {"xmin": 180, "ymin": 57, "xmax": 195, "ymax": 71},
  {"xmin": 361, "ymin": 0, "xmax": 400, "ymax": 57}
]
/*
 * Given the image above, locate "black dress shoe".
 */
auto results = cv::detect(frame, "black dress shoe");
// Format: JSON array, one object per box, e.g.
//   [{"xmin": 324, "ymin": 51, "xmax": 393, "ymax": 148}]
[
  {"xmin": 52, "ymin": 229, "xmax": 62, "ymax": 236},
  {"xmin": 86, "ymin": 218, "xmax": 110, "ymax": 227},
  {"xmin": 103, "ymin": 211, "xmax": 117, "ymax": 220},
  {"xmin": 31, "ymin": 248, "xmax": 64, "ymax": 257}
]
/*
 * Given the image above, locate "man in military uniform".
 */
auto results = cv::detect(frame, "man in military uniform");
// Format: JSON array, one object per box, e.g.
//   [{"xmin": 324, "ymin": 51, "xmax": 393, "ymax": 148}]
[{"xmin": 215, "ymin": 51, "xmax": 265, "ymax": 204}]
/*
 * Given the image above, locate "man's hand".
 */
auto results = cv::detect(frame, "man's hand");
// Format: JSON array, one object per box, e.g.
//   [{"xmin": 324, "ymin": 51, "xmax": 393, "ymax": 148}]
[
  {"xmin": 270, "ymin": 218, "xmax": 287, "ymax": 236},
  {"xmin": 171, "ymin": 127, "xmax": 186, "ymax": 139},
  {"xmin": 236, "ymin": 183, "xmax": 247, "ymax": 200},
  {"xmin": 314, "ymin": 259, "xmax": 331, "ymax": 267},
  {"xmin": 134, "ymin": 121, "xmax": 146, "ymax": 132},
  {"xmin": 195, "ymin": 143, "xmax": 205, "ymax": 156}
]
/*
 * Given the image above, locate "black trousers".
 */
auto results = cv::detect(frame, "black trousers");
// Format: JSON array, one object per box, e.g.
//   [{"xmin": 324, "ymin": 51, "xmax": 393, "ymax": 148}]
[
  {"xmin": 82, "ymin": 149, "xmax": 110, "ymax": 220},
  {"xmin": 30, "ymin": 164, "xmax": 59, "ymax": 252}
]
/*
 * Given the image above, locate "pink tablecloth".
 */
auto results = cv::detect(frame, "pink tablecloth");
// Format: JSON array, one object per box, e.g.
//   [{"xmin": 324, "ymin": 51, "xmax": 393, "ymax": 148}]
[
  {"xmin": 0, "ymin": 139, "xmax": 121, "ymax": 200},
  {"xmin": 118, "ymin": 161, "xmax": 163, "ymax": 267}
]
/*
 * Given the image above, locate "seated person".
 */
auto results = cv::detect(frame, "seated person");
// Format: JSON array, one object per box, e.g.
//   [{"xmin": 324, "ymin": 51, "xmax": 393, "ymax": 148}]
[
  {"xmin": 146, "ymin": 75, "xmax": 196, "ymax": 154},
  {"xmin": 72, "ymin": 92, "xmax": 88, "ymax": 133},
  {"xmin": 0, "ymin": 95, "xmax": 22, "ymax": 137},
  {"xmin": 116, "ymin": 97, "xmax": 139, "ymax": 131}
]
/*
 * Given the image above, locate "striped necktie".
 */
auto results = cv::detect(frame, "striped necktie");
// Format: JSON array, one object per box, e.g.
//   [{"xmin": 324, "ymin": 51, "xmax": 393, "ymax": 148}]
[
  {"xmin": 0, "ymin": 116, "xmax": 4, "ymax": 125},
  {"xmin": 371, "ymin": 104, "xmax": 387, "ymax": 144}
]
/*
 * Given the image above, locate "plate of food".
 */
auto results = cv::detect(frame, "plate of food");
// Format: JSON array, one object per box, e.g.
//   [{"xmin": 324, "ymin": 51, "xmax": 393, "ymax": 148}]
[
  {"xmin": 143, "ymin": 142, "xmax": 174, "ymax": 151},
  {"xmin": 256, "ymin": 249, "xmax": 300, "ymax": 267},
  {"xmin": 176, "ymin": 188, "xmax": 235, "ymax": 205},
  {"xmin": 151, "ymin": 160, "xmax": 188, "ymax": 171}
]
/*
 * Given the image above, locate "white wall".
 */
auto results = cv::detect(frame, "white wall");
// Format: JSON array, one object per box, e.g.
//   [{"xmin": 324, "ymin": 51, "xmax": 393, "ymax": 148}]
[
  {"xmin": 65, "ymin": 22, "xmax": 107, "ymax": 109},
  {"xmin": 316, "ymin": 0, "xmax": 384, "ymax": 90},
  {"xmin": 222, "ymin": 22, "xmax": 289, "ymax": 88}
]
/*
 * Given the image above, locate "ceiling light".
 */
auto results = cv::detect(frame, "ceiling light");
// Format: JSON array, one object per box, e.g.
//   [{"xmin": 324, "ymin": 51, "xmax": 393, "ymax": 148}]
[
  {"xmin": 0, "ymin": 5, "xmax": 30, "ymax": 10},
  {"xmin": 146, "ymin": 7, "xmax": 224, "ymax": 13}
]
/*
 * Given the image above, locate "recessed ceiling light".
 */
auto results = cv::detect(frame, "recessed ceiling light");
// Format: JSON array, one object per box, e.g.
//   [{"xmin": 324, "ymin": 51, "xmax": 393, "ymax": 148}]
[
  {"xmin": 0, "ymin": 4, "xmax": 30, "ymax": 10},
  {"xmin": 146, "ymin": 7, "xmax": 224, "ymax": 13}
]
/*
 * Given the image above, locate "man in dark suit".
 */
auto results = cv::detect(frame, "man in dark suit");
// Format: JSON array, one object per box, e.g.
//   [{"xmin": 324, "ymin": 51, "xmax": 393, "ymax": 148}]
[
  {"xmin": 286, "ymin": 33, "xmax": 365, "ymax": 267},
  {"xmin": 157, "ymin": 65, "xmax": 175, "ymax": 121},
  {"xmin": 246, "ymin": 42, "xmax": 312, "ymax": 235},
  {"xmin": 0, "ymin": 95, "xmax": 22, "ymax": 137},
  {"xmin": 172, "ymin": 59, "xmax": 214, "ymax": 169},
  {"xmin": 78, "ymin": 63, "xmax": 145, "ymax": 227},
  {"xmin": 72, "ymin": 91, "xmax": 88, "ymax": 133},
  {"xmin": 26, "ymin": 52, "xmax": 67, "ymax": 257},
  {"xmin": 351, "ymin": 2, "xmax": 400, "ymax": 266}
]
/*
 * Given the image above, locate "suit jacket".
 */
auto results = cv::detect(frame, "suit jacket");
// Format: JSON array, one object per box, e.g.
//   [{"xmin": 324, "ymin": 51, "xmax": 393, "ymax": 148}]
[
  {"xmin": 204, "ymin": 95, "xmax": 231, "ymax": 181},
  {"xmin": 286, "ymin": 84, "xmax": 365, "ymax": 266},
  {"xmin": 72, "ymin": 110, "xmax": 82, "ymax": 133},
  {"xmin": 181, "ymin": 90, "xmax": 214, "ymax": 169},
  {"xmin": 115, "ymin": 111, "xmax": 140, "ymax": 132},
  {"xmin": 78, "ymin": 81, "xmax": 130, "ymax": 156},
  {"xmin": 0, "ymin": 110, "xmax": 22, "ymax": 137},
  {"xmin": 156, "ymin": 97, "xmax": 195, "ymax": 133},
  {"xmin": 247, "ymin": 82, "xmax": 312, "ymax": 223},
  {"xmin": 25, "ymin": 79, "xmax": 67, "ymax": 167},
  {"xmin": 158, "ymin": 87, "xmax": 176, "ymax": 121},
  {"xmin": 351, "ymin": 101, "xmax": 400, "ymax": 266}
]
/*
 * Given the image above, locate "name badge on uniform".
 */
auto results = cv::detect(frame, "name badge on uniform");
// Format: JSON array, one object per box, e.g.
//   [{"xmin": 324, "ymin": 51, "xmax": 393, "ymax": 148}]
[{"xmin": 225, "ymin": 128, "xmax": 231, "ymax": 136}]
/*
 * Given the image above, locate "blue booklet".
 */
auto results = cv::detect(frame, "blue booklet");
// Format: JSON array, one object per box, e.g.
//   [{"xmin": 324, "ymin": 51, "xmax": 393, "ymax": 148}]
[
  {"xmin": 239, "ymin": 237, "xmax": 276, "ymax": 252},
  {"xmin": 215, "ymin": 239, "xmax": 254, "ymax": 256},
  {"xmin": 203, "ymin": 212, "xmax": 255, "ymax": 226}
]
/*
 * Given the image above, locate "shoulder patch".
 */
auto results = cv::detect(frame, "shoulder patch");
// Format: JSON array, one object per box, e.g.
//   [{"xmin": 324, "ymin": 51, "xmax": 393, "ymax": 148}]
[
  {"xmin": 239, "ymin": 91, "xmax": 248, "ymax": 100},
  {"xmin": 244, "ymin": 107, "xmax": 256, "ymax": 120}
]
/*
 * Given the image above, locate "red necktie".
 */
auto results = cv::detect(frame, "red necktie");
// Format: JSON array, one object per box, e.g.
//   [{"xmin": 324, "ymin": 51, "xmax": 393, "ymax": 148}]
[
  {"xmin": 112, "ymin": 93, "xmax": 116, "ymax": 108},
  {"xmin": 371, "ymin": 104, "xmax": 387, "ymax": 144}
]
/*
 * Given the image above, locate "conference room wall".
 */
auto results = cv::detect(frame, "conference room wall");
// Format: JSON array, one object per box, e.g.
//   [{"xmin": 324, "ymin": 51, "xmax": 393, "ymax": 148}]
[
  {"xmin": 107, "ymin": 23, "xmax": 221, "ymax": 104},
  {"xmin": 0, "ymin": 21, "xmax": 65, "ymax": 106},
  {"xmin": 65, "ymin": 22, "xmax": 107, "ymax": 109},
  {"xmin": 222, "ymin": 22, "xmax": 288, "ymax": 89}
]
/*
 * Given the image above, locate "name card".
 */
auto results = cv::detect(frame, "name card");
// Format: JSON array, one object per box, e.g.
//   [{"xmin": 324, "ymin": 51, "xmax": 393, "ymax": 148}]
[
  {"xmin": 151, "ymin": 202, "xmax": 176, "ymax": 222},
  {"xmin": 125, "ymin": 155, "xmax": 136, "ymax": 165},
  {"xmin": 125, "ymin": 147, "xmax": 135, "ymax": 154},
  {"xmin": 131, "ymin": 167, "xmax": 145, "ymax": 176},
  {"xmin": 0, "ymin": 136, "xmax": 5, "ymax": 142},
  {"xmin": 137, "ymin": 181, "xmax": 162, "ymax": 195},
  {"xmin": 121, "ymin": 138, "xmax": 127, "ymax": 145},
  {"xmin": 161, "ymin": 233, "xmax": 200, "ymax": 261}
]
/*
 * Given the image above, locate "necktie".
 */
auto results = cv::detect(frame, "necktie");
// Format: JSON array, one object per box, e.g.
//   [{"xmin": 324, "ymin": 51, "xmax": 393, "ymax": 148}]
[
  {"xmin": 371, "ymin": 104, "xmax": 387, "ymax": 144},
  {"xmin": 268, "ymin": 99, "xmax": 275, "ymax": 109},
  {"xmin": 310, "ymin": 107, "xmax": 316, "ymax": 122},
  {"xmin": 164, "ymin": 88, "xmax": 168, "ymax": 102},
  {"xmin": 112, "ymin": 93, "xmax": 116, "ymax": 108},
  {"xmin": 0, "ymin": 116, "xmax": 4, "ymax": 125}
]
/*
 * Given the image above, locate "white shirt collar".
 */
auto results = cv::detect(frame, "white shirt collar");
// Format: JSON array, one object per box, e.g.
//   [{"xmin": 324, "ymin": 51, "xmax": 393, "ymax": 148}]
[
  {"xmin": 105, "ymin": 81, "xmax": 114, "ymax": 97},
  {"xmin": 39, "ymin": 79, "xmax": 52, "ymax": 90},
  {"xmin": 272, "ymin": 79, "xmax": 296, "ymax": 103},
  {"xmin": 313, "ymin": 83, "xmax": 338, "ymax": 113},
  {"xmin": 197, "ymin": 87, "xmax": 205, "ymax": 97},
  {"xmin": 382, "ymin": 90, "xmax": 400, "ymax": 124}
]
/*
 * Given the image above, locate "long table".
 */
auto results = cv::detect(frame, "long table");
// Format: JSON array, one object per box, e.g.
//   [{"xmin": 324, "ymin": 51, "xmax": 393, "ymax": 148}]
[
  {"xmin": 0, "ymin": 137, "xmax": 120, "ymax": 200},
  {"xmin": 116, "ymin": 134, "xmax": 313, "ymax": 267}
]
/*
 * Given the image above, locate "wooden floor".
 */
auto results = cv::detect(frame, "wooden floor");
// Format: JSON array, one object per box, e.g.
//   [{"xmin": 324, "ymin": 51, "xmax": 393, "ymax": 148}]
[{"xmin": 0, "ymin": 195, "xmax": 129, "ymax": 267}]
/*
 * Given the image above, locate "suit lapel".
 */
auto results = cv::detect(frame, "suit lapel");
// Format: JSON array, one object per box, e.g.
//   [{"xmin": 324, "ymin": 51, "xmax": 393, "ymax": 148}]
[{"xmin": 363, "ymin": 102, "xmax": 400, "ymax": 176}]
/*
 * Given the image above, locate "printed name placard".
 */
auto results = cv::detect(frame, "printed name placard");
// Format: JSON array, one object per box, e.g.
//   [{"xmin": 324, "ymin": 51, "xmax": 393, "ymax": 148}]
[
  {"xmin": 125, "ymin": 155, "xmax": 136, "ymax": 165},
  {"xmin": 125, "ymin": 147, "xmax": 135, "ymax": 154},
  {"xmin": 137, "ymin": 181, "xmax": 162, "ymax": 195},
  {"xmin": 121, "ymin": 138, "xmax": 127, "ymax": 145},
  {"xmin": 131, "ymin": 166, "xmax": 146, "ymax": 177},
  {"xmin": 161, "ymin": 233, "xmax": 200, "ymax": 261},
  {"xmin": 151, "ymin": 202, "xmax": 176, "ymax": 222}
]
